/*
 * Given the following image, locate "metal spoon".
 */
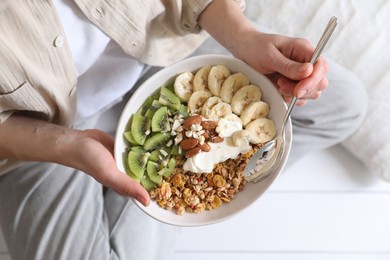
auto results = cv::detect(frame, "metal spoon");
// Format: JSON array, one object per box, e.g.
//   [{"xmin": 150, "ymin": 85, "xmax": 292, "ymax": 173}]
[{"xmin": 244, "ymin": 16, "xmax": 339, "ymax": 183}]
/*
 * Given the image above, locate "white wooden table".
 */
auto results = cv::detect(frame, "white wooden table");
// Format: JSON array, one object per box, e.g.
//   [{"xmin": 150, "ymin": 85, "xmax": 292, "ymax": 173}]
[{"xmin": 172, "ymin": 145, "xmax": 390, "ymax": 260}]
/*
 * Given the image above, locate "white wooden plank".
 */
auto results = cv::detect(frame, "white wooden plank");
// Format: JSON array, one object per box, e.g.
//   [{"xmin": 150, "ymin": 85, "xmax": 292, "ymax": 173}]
[
  {"xmin": 271, "ymin": 145, "xmax": 390, "ymax": 192},
  {"xmin": 175, "ymin": 193, "xmax": 390, "ymax": 252},
  {"xmin": 172, "ymin": 253, "xmax": 390, "ymax": 260}
]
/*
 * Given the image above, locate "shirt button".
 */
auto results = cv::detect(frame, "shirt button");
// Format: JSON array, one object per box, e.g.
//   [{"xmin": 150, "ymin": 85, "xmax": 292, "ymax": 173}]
[
  {"xmin": 53, "ymin": 35, "xmax": 64, "ymax": 47},
  {"xmin": 69, "ymin": 87, "xmax": 77, "ymax": 97}
]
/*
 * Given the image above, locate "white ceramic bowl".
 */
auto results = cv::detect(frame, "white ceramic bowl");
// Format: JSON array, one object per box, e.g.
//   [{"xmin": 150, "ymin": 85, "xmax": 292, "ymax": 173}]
[{"xmin": 114, "ymin": 54, "xmax": 292, "ymax": 226}]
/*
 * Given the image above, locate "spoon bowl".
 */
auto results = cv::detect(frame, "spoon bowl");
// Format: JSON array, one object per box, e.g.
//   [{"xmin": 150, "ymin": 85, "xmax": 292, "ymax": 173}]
[{"xmin": 245, "ymin": 16, "xmax": 339, "ymax": 183}]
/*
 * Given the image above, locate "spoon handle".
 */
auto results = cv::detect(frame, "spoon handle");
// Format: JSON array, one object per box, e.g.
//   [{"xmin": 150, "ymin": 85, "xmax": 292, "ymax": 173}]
[
  {"xmin": 281, "ymin": 16, "xmax": 338, "ymax": 134},
  {"xmin": 310, "ymin": 16, "xmax": 338, "ymax": 65}
]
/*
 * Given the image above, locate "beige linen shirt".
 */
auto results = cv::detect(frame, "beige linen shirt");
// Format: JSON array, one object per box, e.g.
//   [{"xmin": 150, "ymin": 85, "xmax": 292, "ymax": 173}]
[{"xmin": 0, "ymin": 0, "xmax": 245, "ymax": 173}]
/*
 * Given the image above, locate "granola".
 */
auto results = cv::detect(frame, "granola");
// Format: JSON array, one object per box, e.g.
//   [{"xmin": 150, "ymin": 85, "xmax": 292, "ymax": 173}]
[{"xmin": 150, "ymin": 145, "xmax": 260, "ymax": 215}]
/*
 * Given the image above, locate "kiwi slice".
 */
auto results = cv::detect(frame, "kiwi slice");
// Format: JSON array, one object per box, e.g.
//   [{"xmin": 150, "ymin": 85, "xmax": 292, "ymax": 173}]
[
  {"xmin": 170, "ymin": 145, "xmax": 182, "ymax": 155},
  {"xmin": 127, "ymin": 150, "xmax": 150, "ymax": 178},
  {"xmin": 138, "ymin": 92, "xmax": 160, "ymax": 115},
  {"xmin": 124, "ymin": 131, "xmax": 138, "ymax": 145},
  {"xmin": 162, "ymin": 157, "xmax": 176, "ymax": 177},
  {"xmin": 149, "ymin": 146, "xmax": 170, "ymax": 162},
  {"xmin": 165, "ymin": 83, "xmax": 175, "ymax": 92},
  {"xmin": 159, "ymin": 87, "xmax": 181, "ymax": 111},
  {"xmin": 177, "ymin": 104, "xmax": 189, "ymax": 118},
  {"xmin": 140, "ymin": 174, "xmax": 157, "ymax": 191},
  {"xmin": 123, "ymin": 152, "xmax": 141, "ymax": 182},
  {"xmin": 143, "ymin": 132, "xmax": 171, "ymax": 151},
  {"xmin": 146, "ymin": 161, "xmax": 163, "ymax": 184},
  {"xmin": 151, "ymin": 106, "xmax": 170, "ymax": 132},
  {"xmin": 127, "ymin": 170, "xmax": 141, "ymax": 183},
  {"xmin": 144, "ymin": 100, "xmax": 162, "ymax": 119},
  {"xmin": 131, "ymin": 114, "xmax": 151, "ymax": 145},
  {"xmin": 130, "ymin": 146, "xmax": 144, "ymax": 152}
]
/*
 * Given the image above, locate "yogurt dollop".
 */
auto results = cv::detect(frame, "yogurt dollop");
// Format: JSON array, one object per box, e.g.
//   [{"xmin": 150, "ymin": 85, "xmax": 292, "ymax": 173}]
[{"xmin": 183, "ymin": 119, "xmax": 251, "ymax": 173}]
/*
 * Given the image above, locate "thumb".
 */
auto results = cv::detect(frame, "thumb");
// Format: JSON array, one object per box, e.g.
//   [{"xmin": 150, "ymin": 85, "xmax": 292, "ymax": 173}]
[
  {"xmin": 105, "ymin": 170, "xmax": 151, "ymax": 206},
  {"xmin": 272, "ymin": 52, "xmax": 313, "ymax": 80}
]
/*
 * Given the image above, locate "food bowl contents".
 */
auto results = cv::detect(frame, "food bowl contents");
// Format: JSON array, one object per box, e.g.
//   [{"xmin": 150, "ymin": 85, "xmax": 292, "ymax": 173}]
[{"xmin": 123, "ymin": 64, "xmax": 276, "ymax": 215}]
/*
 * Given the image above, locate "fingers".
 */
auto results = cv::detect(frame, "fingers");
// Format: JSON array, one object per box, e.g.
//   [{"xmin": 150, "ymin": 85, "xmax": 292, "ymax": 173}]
[
  {"xmin": 102, "ymin": 168, "xmax": 151, "ymax": 206},
  {"xmin": 270, "ymin": 48, "xmax": 314, "ymax": 81},
  {"xmin": 269, "ymin": 36, "xmax": 316, "ymax": 80},
  {"xmin": 83, "ymin": 129, "xmax": 115, "ymax": 155},
  {"xmin": 293, "ymin": 57, "xmax": 329, "ymax": 98},
  {"xmin": 78, "ymin": 129, "xmax": 150, "ymax": 206},
  {"xmin": 276, "ymin": 56, "xmax": 328, "ymax": 103}
]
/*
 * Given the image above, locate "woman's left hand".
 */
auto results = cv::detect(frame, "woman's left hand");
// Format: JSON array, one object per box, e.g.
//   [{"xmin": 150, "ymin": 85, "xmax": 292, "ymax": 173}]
[{"xmin": 233, "ymin": 31, "xmax": 329, "ymax": 106}]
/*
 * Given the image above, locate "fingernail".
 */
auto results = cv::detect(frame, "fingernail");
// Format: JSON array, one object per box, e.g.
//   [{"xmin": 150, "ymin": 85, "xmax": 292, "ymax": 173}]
[
  {"xmin": 298, "ymin": 64, "xmax": 308, "ymax": 73},
  {"xmin": 278, "ymin": 78, "xmax": 287, "ymax": 86},
  {"xmin": 136, "ymin": 195, "xmax": 149, "ymax": 207},
  {"xmin": 298, "ymin": 89, "xmax": 307, "ymax": 98},
  {"xmin": 279, "ymin": 89, "xmax": 290, "ymax": 97}
]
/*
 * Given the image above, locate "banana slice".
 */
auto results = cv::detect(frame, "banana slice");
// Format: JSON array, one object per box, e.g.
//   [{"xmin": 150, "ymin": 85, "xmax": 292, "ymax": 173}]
[
  {"xmin": 206, "ymin": 102, "xmax": 232, "ymax": 120},
  {"xmin": 231, "ymin": 85, "xmax": 262, "ymax": 115},
  {"xmin": 240, "ymin": 101, "xmax": 270, "ymax": 127},
  {"xmin": 201, "ymin": 96, "xmax": 222, "ymax": 117},
  {"xmin": 245, "ymin": 118, "xmax": 276, "ymax": 144},
  {"xmin": 220, "ymin": 72, "xmax": 250, "ymax": 103},
  {"xmin": 231, "ymin": 130, "xmax": 250, "ymax": 147},
  {"xmin": 223, "ymin": 113, "xmax": 242, "ymax": 124},
  {"xmin": 208, "ymin": 65, "xmax": 231, "ymax": 97},
  {"xmin": 188, "ymin": 90, "xmax": 212, "ymax": 114},
  {"xmin": 193, "ymin": 66, "xmax": 211, "ymax": 92},
  {"xmin": 174, "ymin": 72, "xmax": 194, "ymax": 101}
]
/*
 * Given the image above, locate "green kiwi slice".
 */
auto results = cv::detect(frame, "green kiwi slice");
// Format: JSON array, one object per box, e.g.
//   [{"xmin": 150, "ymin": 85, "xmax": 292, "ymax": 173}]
[
  {"xmin": 130, "ymin": 146, "xmax": 144, "ymax": 152},
  {"xmin": 124, "ymin": 131, "xmax": 138, "ymax": 145},
  {"xmin": 137, "ymin": 92, "xmax": 160, "ymax": 115},
  {"xmin": 159, "ymin": 87, "xmax": 181, "ymax": 111},
  {"xmin": 149, "ymin": 146, "xmax": 170, "ymax": 162},
  {"xmin": 127, "ymin": 170, "xmax": 141, "ymax": 183},
  {"xmin": 131, "ymin": 114, "xmax": 151, "ymax": 145},
  {"xmin": 151, "ymin": 106, "xmax": 170, "ymax": 132},
  {"xmin": 146, "ymin": 161, "xmax": 163, "ymax": 184},
  {"xmin": 143, "ymin": 132, "xmax": 171, "ymax": 151},
  {"xmin": 144, "ymin": 100, "xmax": 162, "ymax": 119},
  {"xmin": 177, "ymin": 104, "xmax": 189, "ymax": 118},
  {"xmin": 170, "ymin": 145, "xmax": 182, "ymax": 155},
  {"xmin": 162, "ymin": 157, "xmax": 176, "ymax": 177},
  {"xmin": 127, "ymin": 150, "xmax": 150, "ymax": 178},
  {"xmin": 123, "ymin": 152, "xmax": 141, "ymax": 182},
  {"xmin": 140, "ymin": 175, "xmax": 157, "ymax": 191}
]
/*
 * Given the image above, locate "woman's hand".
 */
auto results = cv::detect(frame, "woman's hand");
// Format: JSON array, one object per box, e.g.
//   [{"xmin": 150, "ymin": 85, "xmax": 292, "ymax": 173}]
[
  {"xmin": 233, "ymin": 31, "xmax": 329, "ymax": 106},
  {"xmin": 199, "ymin": 0, "xmax": 329, "ymax": 106},
  {"xmin": 63, "ymin": 129, "xmax": 150, "ymax": 206},
  {"xmin": 0, "ymin": 115, "xmax": 150, "ymax": 206}
]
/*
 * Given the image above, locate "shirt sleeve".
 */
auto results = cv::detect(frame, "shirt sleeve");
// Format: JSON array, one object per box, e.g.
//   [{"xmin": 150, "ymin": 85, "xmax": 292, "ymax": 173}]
[{"xmin": 73, "ymin": 0, "xmax": 246, "ymax": 67}]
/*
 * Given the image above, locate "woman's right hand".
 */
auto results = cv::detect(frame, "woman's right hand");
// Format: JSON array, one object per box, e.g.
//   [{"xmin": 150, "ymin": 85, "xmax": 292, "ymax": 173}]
[
  {"xmin": 61, "ymin": 128, "xmax": 150, "ymax": 206},
  {"xmin": 0, "ymin": 115, "xmax": 150, "ymax": 206}
]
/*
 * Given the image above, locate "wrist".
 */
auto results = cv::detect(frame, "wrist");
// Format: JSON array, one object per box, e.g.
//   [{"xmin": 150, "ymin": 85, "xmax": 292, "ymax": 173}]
[
  {"xmin": 2, "ymin": 115, "xmax": 80, "ymax": 165},
  {"xmin": 229, "ymin": 25, "xmax": 259, "ymax": 59},
  {"xmin": 199, "ymin": 0, "xmax": 254, "ymax": 56}
]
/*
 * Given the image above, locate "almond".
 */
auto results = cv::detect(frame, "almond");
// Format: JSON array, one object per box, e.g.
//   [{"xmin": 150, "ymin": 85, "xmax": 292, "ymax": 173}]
[
  {"xmin": 201, "ymin": 120, "xmax": 218, "ymax": 131},
  {"xmin": 210, "ymin": 136, "xmax": 224, "ymax": 143},
  {"xmin": 182, "ymin": 115, "xmax": 202, "ymax": 130},
  {"xmin": 199, "ymin": 143, "xmax": 211, "ymax": 152},
  {"xmin": 180, "ymin": 138, "xmax": 199, "ymax": 150},
  {"xmin": 185, "ymin": 146, "xmax": 202, "ymax": 158}
]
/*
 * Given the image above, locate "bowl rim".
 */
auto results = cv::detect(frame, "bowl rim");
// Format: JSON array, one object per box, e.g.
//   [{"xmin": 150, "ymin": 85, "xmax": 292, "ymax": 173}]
[{"xmin": 114, "ymin": 54, "xmax": 292, "ymax": 226}]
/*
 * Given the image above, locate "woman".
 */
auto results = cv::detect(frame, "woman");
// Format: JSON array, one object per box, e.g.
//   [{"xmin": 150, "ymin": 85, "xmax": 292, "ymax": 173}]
[{"xmin": 0, "ymin": 0, "xmax": 366, "ymax": 259}]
